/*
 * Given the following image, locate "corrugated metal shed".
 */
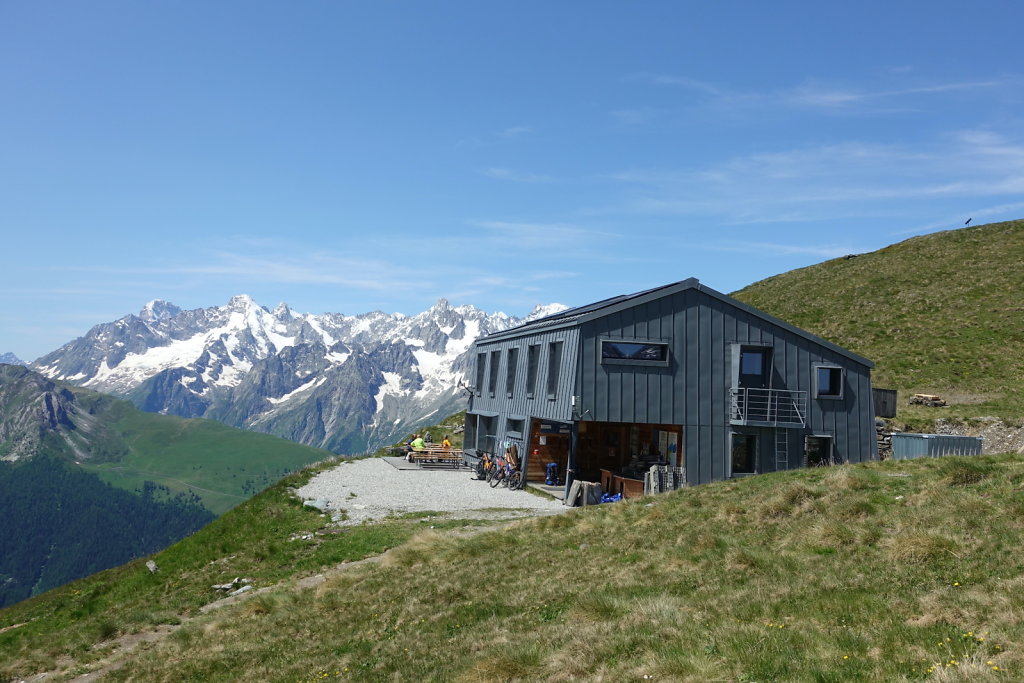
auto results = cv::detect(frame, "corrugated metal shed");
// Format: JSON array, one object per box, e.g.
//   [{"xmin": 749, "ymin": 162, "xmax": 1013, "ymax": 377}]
[{"xmin": 891, "ymin": 433, "xmax": 983, "ymax": 460}]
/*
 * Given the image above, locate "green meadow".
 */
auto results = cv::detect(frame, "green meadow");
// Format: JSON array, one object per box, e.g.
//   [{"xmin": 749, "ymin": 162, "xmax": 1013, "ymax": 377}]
[
  {"xmin": 734, "ymin": 218, "xmax": 1024, "ymax": 426},
  {"xmin": 3, "ymin": 453, "xmax": 1023, "ymax": 681}
]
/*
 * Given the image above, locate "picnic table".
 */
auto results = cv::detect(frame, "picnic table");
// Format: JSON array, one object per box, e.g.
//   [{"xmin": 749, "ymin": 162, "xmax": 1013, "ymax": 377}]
[{"xmin": 409, "ymin": 446, "xmax": 464, "ymax": 469}]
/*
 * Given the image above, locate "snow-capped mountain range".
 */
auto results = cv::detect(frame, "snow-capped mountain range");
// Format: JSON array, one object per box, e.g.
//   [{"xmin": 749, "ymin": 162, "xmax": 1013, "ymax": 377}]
[
  {"xmin": 0, "ymin": 352, "xmax": 26, "ymax": 366},
  {"xmin": 32, "ymin": 296, "xmax": 566, "ymax": 453}
]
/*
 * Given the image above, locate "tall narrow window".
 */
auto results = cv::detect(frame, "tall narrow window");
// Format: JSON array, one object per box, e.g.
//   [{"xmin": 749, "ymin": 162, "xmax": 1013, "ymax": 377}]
[
  {"xmin": 464, "ymin": 415, "xmax": 477, "ymax": 453},
  {"xmin": 546, "ymin": 341, "xmax": 564, "ymax": 399},
  {"xmin": 526, "ymin": 344, "xmax": 540, "ymax": 398},
  {"xmin": 505, "ymin": 347, "xmax": 519, "ymax": 398},
  {"xmin": 488, "ymin": 350, "xmax": 500, "ymax": 398},
  {"xmin": 475, "ymin": 352, "xmax": 486, "ymax": 397}
]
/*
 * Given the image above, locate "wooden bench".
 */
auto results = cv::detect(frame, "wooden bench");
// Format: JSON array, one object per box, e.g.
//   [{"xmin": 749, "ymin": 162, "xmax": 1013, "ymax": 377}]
[{"xmin": 409, "ymin": 446, "xmax": 464, "ymax": 468}]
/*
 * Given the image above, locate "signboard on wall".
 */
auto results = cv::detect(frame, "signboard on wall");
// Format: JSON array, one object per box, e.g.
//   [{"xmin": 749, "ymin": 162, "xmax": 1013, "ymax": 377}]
[{"xmin": 538, "ymin": 422, "xmax": 571, "ymax": 435}]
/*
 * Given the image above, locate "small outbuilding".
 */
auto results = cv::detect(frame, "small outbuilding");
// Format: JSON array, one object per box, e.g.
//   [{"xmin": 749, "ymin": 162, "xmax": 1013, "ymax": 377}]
[{"xmin": 462, "ymin": 278, "xmax": 877, "ymax": 496}]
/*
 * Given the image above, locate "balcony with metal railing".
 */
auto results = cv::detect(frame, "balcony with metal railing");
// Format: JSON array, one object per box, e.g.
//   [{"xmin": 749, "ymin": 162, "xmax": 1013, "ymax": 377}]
[{"xmin": 729, "ymin": 387, "xmax": 807, "ymax": 427}]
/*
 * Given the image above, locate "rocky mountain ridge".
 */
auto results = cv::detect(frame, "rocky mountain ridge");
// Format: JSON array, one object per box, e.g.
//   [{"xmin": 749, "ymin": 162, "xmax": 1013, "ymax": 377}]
[
  {"xmin": 33, "ymin": 297, "xmax": 566, "ymax": 453},
  {"xmin": 0, "ymin": 364, "xmax": 120, "ymax": 463}
]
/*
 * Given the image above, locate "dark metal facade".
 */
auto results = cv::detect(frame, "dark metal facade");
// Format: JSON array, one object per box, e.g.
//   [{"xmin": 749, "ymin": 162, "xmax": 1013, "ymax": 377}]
[{"xmin": 465, "ymin": 279, "xmax": 877, "ymax": 486}]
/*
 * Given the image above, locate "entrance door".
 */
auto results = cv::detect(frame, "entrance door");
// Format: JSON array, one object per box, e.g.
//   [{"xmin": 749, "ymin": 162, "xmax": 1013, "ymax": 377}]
[
  {"xmin": 806, "ymin": 436, "xmax": 834, "ymax": 467},
  {"xmin": 730, "ymin": 433, "xmax": 758, "ymax": 476}
]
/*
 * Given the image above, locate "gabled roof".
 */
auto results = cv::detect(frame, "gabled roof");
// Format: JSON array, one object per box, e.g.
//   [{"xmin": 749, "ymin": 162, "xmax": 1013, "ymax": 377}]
[{"xmin": 480, "ymin": 277, "xmax": 874, "ymax": 368}]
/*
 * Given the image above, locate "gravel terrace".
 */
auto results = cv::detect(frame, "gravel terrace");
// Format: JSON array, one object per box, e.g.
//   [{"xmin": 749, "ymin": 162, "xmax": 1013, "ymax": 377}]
[{"xmin": 296, "ymin": 457, "xmax": 568, "ymax": 525}]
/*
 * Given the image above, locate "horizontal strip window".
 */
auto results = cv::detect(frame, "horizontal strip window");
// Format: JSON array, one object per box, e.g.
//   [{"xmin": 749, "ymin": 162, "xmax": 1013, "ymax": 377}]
[{"xmin": 600, "ymin": 338, "xmax": 670, "ymax": 367}]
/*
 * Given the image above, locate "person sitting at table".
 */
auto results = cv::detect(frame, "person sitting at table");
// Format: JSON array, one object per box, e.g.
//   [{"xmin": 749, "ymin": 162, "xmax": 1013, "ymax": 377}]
[
  {"xmin": 441, "ymin": 435, "xmax": 452, "ymax": 448},
  {"xmin": 423, "ymin": 431, "xmax": 433, "ymax": 444},
  {"xmin": 404, "ymin": 434, "xmax": 423, "ymax": 461}
]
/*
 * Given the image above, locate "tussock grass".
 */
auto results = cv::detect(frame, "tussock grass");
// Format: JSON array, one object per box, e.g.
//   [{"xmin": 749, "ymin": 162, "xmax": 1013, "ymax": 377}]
[
  {"xmin": 734, "ymin": 218, "xmax": 1024, "ymax": 425},
  {"xmin": 7, "ymin": 454, "xmax": 1024, "ymax": 680}
]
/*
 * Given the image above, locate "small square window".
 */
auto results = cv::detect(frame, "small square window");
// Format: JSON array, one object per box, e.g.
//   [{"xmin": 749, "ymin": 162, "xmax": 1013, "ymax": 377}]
[
  {"xmin": 506, "ymin": 418, "xmax": 525, "ymax": 439},
  {"xmin": 816, "ymin": 366, "xmax": 844, "ymax": 399}
]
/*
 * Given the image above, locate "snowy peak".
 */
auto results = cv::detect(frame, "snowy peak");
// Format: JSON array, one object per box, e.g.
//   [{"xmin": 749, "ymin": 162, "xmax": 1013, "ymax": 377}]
[
  {"xmin": 139, "ymin": 299, "xmax": 182, "ymax": 322},
  {"xmin": 31, "ymin": 295, "xmax": 563, "ymax": 454},
  {"xmin": 0, "ymin": 352, "xmax": 26, "ymax": 366},
  {"xmin": 227, "ymin": 294, "xmax": 259, "ymax": 310},
  {"xmin": 526, "ymin": 303, "xmax": 569, "ymax": 321},
  {"xmin": 272, "ymin": 302, "xmax": 293, "ymax": 320}
]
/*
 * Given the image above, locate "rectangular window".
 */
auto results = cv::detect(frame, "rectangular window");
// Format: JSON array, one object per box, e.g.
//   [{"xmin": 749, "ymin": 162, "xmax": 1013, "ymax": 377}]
[
  {"xmin": 600, "ymin": 339, "xmax": 669, "ymax": 366},
  {"xmin": 506, "ymin": 417, "xmax": 525, "ymax": 439},
  {"xmin": 526, "ymin": 344, "xmax": 540, "ymax": 398},
  {"xmin": 731, "ymin": 433, "xmax": 757, "ymax": 475},
  {"xmin": 488, "ymin": 350, "xmax": 500, "ymax": 398},
  {"xmin": 478, "ymin": 416, "xmax": 497, "ymax": 453},
  {"xmin": 475, "ymin": 352, "xmax": 486, "ymax": 396},
  {"xmin": 816, "ymin": 366, "xmax": 844, "ymax": 398},
  {"xmin": 463, "ymin": 415, "xmax": 477, "ymax": 453},
  {"xmin": 546, "ymin": 341, "xmax": 564, "ymax": 399},
  {"xmin": 505, "ymin": 347, "xmax": 518, "ymax": 398},
  {"xmin": 738, "ymin": 347, "xmax": 771, "ymax": 388}
]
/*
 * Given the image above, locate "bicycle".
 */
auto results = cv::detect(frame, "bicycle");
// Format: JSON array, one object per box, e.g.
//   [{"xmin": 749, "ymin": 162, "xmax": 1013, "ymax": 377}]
[
  {"xmin": 487, "ymin": 453, "xmax": 507, "ymax": 487},
  {"xmin": 474, "ymin": 452, "xmax": 494, "ymax": 481}
]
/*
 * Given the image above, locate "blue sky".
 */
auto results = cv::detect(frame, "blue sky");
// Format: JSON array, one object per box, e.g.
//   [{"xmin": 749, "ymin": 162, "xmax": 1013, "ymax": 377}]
[{"xmin": 2, "ymin": 1, "xmax": 1023, "ymax": 361}]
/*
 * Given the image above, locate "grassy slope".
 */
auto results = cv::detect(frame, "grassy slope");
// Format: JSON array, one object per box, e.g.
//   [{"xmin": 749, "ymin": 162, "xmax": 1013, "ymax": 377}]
[
  {"xmin": 0, "ymin": 457, "xmax": 481, "ymax": 679},
  {"xmin": 732, "ymin": 219, "xmax": 1024, "ymax": 426},
  {"xmin": 4, "ymin": 454, "xmax": 1024, "ymax": 681},
  {"xmin": 74, "ymin": 393, "xmax": 337, "ymax": 515}
]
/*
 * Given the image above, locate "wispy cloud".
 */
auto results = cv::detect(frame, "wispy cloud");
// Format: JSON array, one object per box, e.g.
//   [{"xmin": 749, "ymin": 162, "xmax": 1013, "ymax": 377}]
[
  {"xmin": 599, "ymin": 128, "xmax": 1024, "ymax": 225},
  {"xmin": 457, "ymin": 125, "xmax": 534, "ymax": 148},
  {"xmin": 498, "ymin": 125, "xmax": 532, "ymax": 137},
  {"xmin": 59, "ymin": 248, "xmax": 425, "ymax": 297},
  {"xmin": 471, "ymin": 220, "xmax": 619, "ymax": 247},
  {"xmin": 710, "ymin": 241, "xmax": 862, "ymax": 259},
  {"xmin": 787, "ymin": 79, "xmax": 1005, "ymax": 109},
  {"xmin": 620, "ymin": 72, "xmax": 1015, "ymax": 118},
  {"xmin": 609, "ymin": 107, "xmax": 666, "ymax": 126},
  {"xmin": 481, "ymin": 167, "xmax": 556, "ymax": 183},
  {"xmin": 897, "ymin": 200, "xmax": 1024, "ymax": 236},
  {"xmin": 624, "ymin": 72, "xmax": 723, "ymax": 95}
]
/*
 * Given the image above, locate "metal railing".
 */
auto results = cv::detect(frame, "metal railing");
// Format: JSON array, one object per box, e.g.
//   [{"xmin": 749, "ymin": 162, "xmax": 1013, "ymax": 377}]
[{"xmin": 730, "ymin": 388, "xmax": 807, "ymax": 427}]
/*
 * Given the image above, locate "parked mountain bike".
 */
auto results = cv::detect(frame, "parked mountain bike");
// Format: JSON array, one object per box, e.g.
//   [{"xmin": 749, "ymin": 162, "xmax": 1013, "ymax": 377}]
[
  {"xmin": 486, "ymin": 452, "xmax": 506, "ymax": 487},
  {"xmin": 475, "ymin": 452, "xmax": 495, "ymax": 480},
  {"xmin": 489, "ymin": 449, "xmax": 523, "ymax": 489}
]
